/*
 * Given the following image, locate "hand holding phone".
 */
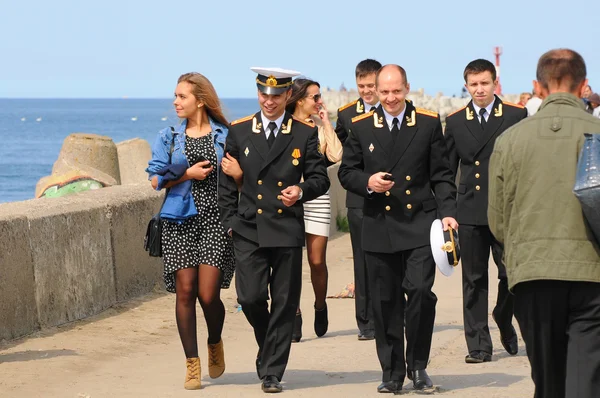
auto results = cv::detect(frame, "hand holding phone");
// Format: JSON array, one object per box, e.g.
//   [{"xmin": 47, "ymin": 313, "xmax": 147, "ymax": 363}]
[
  {"xmin": 197, "ymin": 155, "xmax": 212, "ymax": 169},
  {"xmin": 382, "ymin": 173, "xmax": 395, "ymax": 181}
]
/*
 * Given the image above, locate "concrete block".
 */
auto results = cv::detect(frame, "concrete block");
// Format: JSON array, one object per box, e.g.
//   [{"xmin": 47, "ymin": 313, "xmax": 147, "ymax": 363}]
[
  {"xmin": 117, "ymin": 138, "xmax": 152, "ymax": 185},
  {"xmin": 92, "ymin": 184, "xmax": 164, "ymax": 302},
  {"xmin": 25, "ymin": 195, "xmax": 116, "ymax": 327},
  {"xmin": 0, "ymin": 212, "xmax": 39, "ymax": 340}
]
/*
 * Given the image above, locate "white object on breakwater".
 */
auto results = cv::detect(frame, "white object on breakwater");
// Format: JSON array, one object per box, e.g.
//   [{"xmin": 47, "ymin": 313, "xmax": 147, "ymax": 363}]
[
  {"xmin": 131, "ymin": 117, "xmax": 138, "ymax": 121},
  {"xmin": 36, "ymin": 117, "xmax": 42, "ymax": 122}
]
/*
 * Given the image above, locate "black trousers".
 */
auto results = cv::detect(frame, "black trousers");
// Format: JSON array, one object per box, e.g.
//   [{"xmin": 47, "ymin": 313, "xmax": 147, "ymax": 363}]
[
  {"xmin": 514, "ymin": 280, "xmax": 600, "ymax": 398},
  {"xmin": 347, "ymin": 207, "xmax": 373, "ymax": 334},
  {"xmin": 459, "ymin": 224, "xmax": 514, "ymax": 354},
  {"xmin": 233, "ymin": 232, "xmax": 302, "ymax": 381},
  {"xmin": 365, "ymin": 245, "xmax": 437, "ymax": 382}
]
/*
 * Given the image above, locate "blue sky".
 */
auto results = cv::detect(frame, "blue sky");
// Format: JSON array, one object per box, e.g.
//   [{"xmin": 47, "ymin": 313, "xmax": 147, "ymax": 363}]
[{"xmin": 1, "ymin": 0, "xmax": 598, "ymax": 98}]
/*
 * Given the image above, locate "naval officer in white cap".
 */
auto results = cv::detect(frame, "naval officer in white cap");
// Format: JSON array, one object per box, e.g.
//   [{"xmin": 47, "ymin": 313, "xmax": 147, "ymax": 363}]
[{"xmin": 218, "ymin": 67, "xmax": 330, "ymax": 393}]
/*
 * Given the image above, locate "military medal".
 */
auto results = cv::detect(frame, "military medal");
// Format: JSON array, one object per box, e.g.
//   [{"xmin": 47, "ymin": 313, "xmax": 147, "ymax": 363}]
[
  {"xmin": 494, "ymin": 103, "xmax": 503, "ymax": 117},
  {"xmin": 292, "ymin": 148, "xmax": 301, "ymax": 166}
]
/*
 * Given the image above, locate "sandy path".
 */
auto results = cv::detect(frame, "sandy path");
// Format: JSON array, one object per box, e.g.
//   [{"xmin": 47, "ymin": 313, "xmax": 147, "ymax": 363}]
[{"xmin": 0, "ymin": 232, "xmax": 534, "ymax": 397}]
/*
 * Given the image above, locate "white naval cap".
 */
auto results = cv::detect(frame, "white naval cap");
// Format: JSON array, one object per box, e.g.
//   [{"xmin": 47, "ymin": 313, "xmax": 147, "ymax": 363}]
[{"xmin": 251, "ymin": 67, "xmax": 301, "ymax": 95}]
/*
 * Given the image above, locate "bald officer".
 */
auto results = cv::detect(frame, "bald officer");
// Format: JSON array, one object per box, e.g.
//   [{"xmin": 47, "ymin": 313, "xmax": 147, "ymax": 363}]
[{"xmin": 219, "ymin": 67, "xmax": 329, "ymax": 393}]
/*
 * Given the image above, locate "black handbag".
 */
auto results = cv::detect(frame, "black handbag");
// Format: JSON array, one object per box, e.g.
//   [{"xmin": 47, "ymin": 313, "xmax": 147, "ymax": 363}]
[
  {"xmin": 144, "ymin": 128, "xmax": 175, "ymax": 257},
  {"xmin": 573, "ymin": 133, "xmax": 600, "ymax": 244}
]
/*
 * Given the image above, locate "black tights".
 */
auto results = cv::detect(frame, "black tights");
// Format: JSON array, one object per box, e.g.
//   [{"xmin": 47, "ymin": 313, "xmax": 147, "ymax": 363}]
[
  {"xmin": 299, "ymin": 233, "xmax": 329, "ymax": 313},
  {"xmin": 174, "ymin": 264, "xmax": 225, "ymax": 358}
]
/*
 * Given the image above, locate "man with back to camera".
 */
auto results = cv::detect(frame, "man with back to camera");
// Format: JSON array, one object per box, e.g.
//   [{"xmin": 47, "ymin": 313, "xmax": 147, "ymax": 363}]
[
  {"xmin": 218, "ymin": 67, "xmax": 329, "ymax": 393},
  {"xmin": 339, "ymin": 64, "xmax": 457, "ymax": 393},
  {"xmin": 444, "ymin": 59, "xmax": 527, "ymax": 364},
  {"xmin": 489, "ymin": 48, "xmax": 600, "ymax": 398},
  {"xmin": 334, "ymin": 58, "xmax": 382, "ymax": 340}
]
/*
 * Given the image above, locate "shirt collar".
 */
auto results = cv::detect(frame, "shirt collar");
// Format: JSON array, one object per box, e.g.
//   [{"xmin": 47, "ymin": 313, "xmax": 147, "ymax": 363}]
[
  {"xmin": 261, "ymin": 111, "xmax": 285, "ymax": 133},
  {"xmin": 381, "ymin": 104, "xmax": 407, "ymax": 131},
  {"xmin": 472, "ymin": 97, "xmax": 496, "ymax": 119},
  {"xmin": 363, "ymin": 99, "xmax": 380, "ymax": 112}
]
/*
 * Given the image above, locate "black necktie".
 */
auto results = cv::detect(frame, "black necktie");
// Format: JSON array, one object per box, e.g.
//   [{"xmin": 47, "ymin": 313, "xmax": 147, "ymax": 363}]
[
  {"xmin": 370, "ymin": 106, "xmax": 376, "ymax": 112},
  {"xmin": 391, "ymin": 117, "xmax": 400, "ymax": 140},
  {"xmin": 267, "ymin": 122, "xmax": 277, "ymax": 148},
  {"xmin": 479, "ymin": 108, "xmax": 487, "ymax": 130}
]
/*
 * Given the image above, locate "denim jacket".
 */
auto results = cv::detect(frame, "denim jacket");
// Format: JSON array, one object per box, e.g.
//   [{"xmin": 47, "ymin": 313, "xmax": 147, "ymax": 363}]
[{"xmin": 146, "ymin": 118, "xmax": 229, "ymax": 221}]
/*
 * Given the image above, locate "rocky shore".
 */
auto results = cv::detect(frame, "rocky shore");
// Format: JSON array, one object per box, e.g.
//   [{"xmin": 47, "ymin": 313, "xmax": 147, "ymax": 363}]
[{"xmin": 322, "ymin": 88, "xmax": 520, "ymax": 122}]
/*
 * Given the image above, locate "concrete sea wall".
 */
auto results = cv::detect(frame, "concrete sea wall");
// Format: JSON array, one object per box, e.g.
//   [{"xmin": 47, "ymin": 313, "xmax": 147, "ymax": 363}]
[
  {"xmin": 0, "ymin": 183, "xmax": 164, "ymax": 341},
  {"xmin": 0, "ymin": 166, "xmax": 347, "ymax": 341}
]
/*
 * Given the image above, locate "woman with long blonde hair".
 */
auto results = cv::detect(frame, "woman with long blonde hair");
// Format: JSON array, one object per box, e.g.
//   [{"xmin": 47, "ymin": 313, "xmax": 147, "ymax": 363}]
[{"xmin": 146, "ymin": 72, "xmax": 234, "ymax": 390}]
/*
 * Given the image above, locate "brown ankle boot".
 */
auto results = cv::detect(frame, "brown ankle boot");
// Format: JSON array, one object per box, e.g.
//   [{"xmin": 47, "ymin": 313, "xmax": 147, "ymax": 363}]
[
  {"xmin": 184, "ymin": 357, "xmax": 201, "ymax": 390},
  {"xmin": 207, "ymin": 339, "xmax": 225, "ymax": 379}
]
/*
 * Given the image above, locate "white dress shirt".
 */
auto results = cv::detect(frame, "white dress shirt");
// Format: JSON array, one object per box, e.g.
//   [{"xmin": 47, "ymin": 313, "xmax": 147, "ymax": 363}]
[
  {"xmin": 261, "ymin": 112, "xmax": 285, "ymax": 139},
  {"xmin": 381, "ymin": 105, "xmax": 407, "ymax": 131},
  {"xmin": 364, "ymin": 100, "xmax": 380, "ymax": 112},
  {"xmin": 472, "ymin": 100, "xmax": 495, "ymax": 122}
]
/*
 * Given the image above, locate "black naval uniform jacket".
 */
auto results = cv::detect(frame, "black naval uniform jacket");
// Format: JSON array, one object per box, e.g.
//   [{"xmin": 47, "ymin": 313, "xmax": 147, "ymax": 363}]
[
  {"xmin": 338, "ymin": 102, "xmax": 457, "ymax": 254},
  {"xmin": 335, "ymin": 98, "xmax": 368, "ymax": 209},
  {"xmin": 444, "ymin": 96, "xmax": 527, "ymax": 225},
  {"xmin": 219, "ymin": 111, "xmax": 330, "ymax": 248}
]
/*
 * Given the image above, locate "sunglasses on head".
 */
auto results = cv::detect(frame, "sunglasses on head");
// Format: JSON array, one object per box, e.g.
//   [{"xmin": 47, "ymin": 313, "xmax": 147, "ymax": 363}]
[{"xmin": 306, "ymin": 93, "xmax": 321, "ymax": 102}]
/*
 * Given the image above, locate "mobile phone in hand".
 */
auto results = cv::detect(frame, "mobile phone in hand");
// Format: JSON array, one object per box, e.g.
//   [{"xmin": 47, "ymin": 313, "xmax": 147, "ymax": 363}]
[
  {"xmin": 197, "ymin": 155, "xmax": 212, "ymax": 169},
  {"xmin": 382, "ymin": 173, "xmax": 395, "ymax": 181}
]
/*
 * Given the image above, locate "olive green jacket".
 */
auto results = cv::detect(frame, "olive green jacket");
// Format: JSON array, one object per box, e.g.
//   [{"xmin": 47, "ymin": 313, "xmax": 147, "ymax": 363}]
[{"xmin": 488, "ymin": 93, "xmax": 600, "ymax": 290}]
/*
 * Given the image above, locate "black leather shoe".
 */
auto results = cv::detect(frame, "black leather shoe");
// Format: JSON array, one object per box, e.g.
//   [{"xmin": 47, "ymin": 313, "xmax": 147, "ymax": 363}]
[
  {"xmin": 376, "ymin": 380, "xmax": 402, "ymax": 393},
  {"xmin": 261, "ymin": 375, "xmax": 282, "ymax": 393},
  {"xmin": 314, "ymin": 303, "xmax": 328, "ymax": 337},
  {"xmin": 411, "ymin": 369, "xmax": 433, "ymax": 390},
  {"xmin": 465, "ymin": 350, "xmax": 492, "ymax": 363},
  {"xmin": 358, "ymin": 331, "xmax": 375, "ymax": 341},
  {"xmin": 492, "ymin": 313, "xmax": 519, "ymax": 355},
  {"xmin": 291, "ymin": 312, "xmax": 302, "ymax": 343}
]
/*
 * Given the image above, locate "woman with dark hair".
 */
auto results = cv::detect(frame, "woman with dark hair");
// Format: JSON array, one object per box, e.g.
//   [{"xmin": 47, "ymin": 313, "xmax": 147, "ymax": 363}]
[
  {"xmin": 286, "ymin": 78, "xmax": 342, "ymax": 342},
  {"xmin": 146, "ymin": 72, "xmax": 234, "ymax": 390}
]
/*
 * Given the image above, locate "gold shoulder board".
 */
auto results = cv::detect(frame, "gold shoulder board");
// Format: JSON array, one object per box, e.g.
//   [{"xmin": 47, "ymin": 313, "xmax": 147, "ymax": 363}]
[
  {"xmin": 351, "ymin": 110, "xmax": 374, "ymax": 123},
  {"xmin": 503, "ymin": 101, "xmax": 525, "ymax": 109},
  {"xmin": 230, "ymin": 114, "xmax": 254, "ymax": 125},
  {"xmin": 447, "ymin": 106, "xmax": 466, "ymax": 118},
  {"xmin": 338, "ymin": 99, "xmax": 358, "ymax": 112},
  {"xmin": 292, "ymin": 116, "xmax": 315, "ymax": 127},
  {"xmin": 416, "ymin": 107, "xmax": 438, "ymax": 118}
]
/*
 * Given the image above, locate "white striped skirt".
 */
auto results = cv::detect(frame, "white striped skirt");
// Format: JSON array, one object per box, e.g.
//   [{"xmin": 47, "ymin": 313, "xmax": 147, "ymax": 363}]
[{"xmin": 303, "ymin": 190, "xmax": 331, "ymax": 237}]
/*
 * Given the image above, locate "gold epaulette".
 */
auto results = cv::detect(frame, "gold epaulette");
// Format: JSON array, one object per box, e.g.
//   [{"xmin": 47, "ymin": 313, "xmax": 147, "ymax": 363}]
[
  {"xmin": 503, "ymin": 101, "xmax": 525, "ymax": 109},
  {"xmin": 351, "ymin": 110, "xmax": 374, "ymax": 123},
  {"xmin": 230, "ymin": 114, "xmax": 254, "ymax": 125},
  {"xmin": 292, "ymin": 116, "xmax": 315, "ymax": 127},
  {"xmin": 338, "ymin": 99, "xmax": 358, "ymax": 112},
  {"xmin": 447, "ymin": 106, "xmax": 466, "ymax": 118},
  {"xmin": 416, "ymin": 107, "xmax": 438, "ymax": 118}
]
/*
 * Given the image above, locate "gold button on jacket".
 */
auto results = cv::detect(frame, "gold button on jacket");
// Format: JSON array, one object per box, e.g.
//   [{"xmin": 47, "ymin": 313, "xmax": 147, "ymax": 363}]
[
  {"xmin": 277, "ymin": 181, "xmax": 283, "ymax": 187},
  {"xmin": 257, "ymin": 194, "xmax": 263, "ymax": 200},
  {"xmin": 385, "ymin": 191, "xmax": 390, "ymax": 196},
  {"xmin": 258, "ymin": 180, "xmax": 263, "ymax": 185},
  {"xmin": 257, "ymin": 209, "xmax": 263, "ymax": 214},
  {"xmin": 405, "ymin": 175, "xmax": 411, "ymax": 181},
  {"xmin": 405, "ymin": 190, "xmax": 411, "ymax": 195},
  {"xmin": 277, "ymin": 209, "xmax": 283, "ymax": 214},
  {"xmin": 385, "ymin": 205, "xmax": 391, "ymax": 211},
  {"xmin": 475, "ymin": 173, "xmax": 480, "ymax": 179},
  {"xmin": 475, "ymin": 185, "xmax": 481, "ymax": 191},
  {"xmin": 407, "ymin": 204, "xmax": 412, "ymax": 209},
  {"xmin": 475, "ymin": 161, "xmax": 480, "ymax": 166}
]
